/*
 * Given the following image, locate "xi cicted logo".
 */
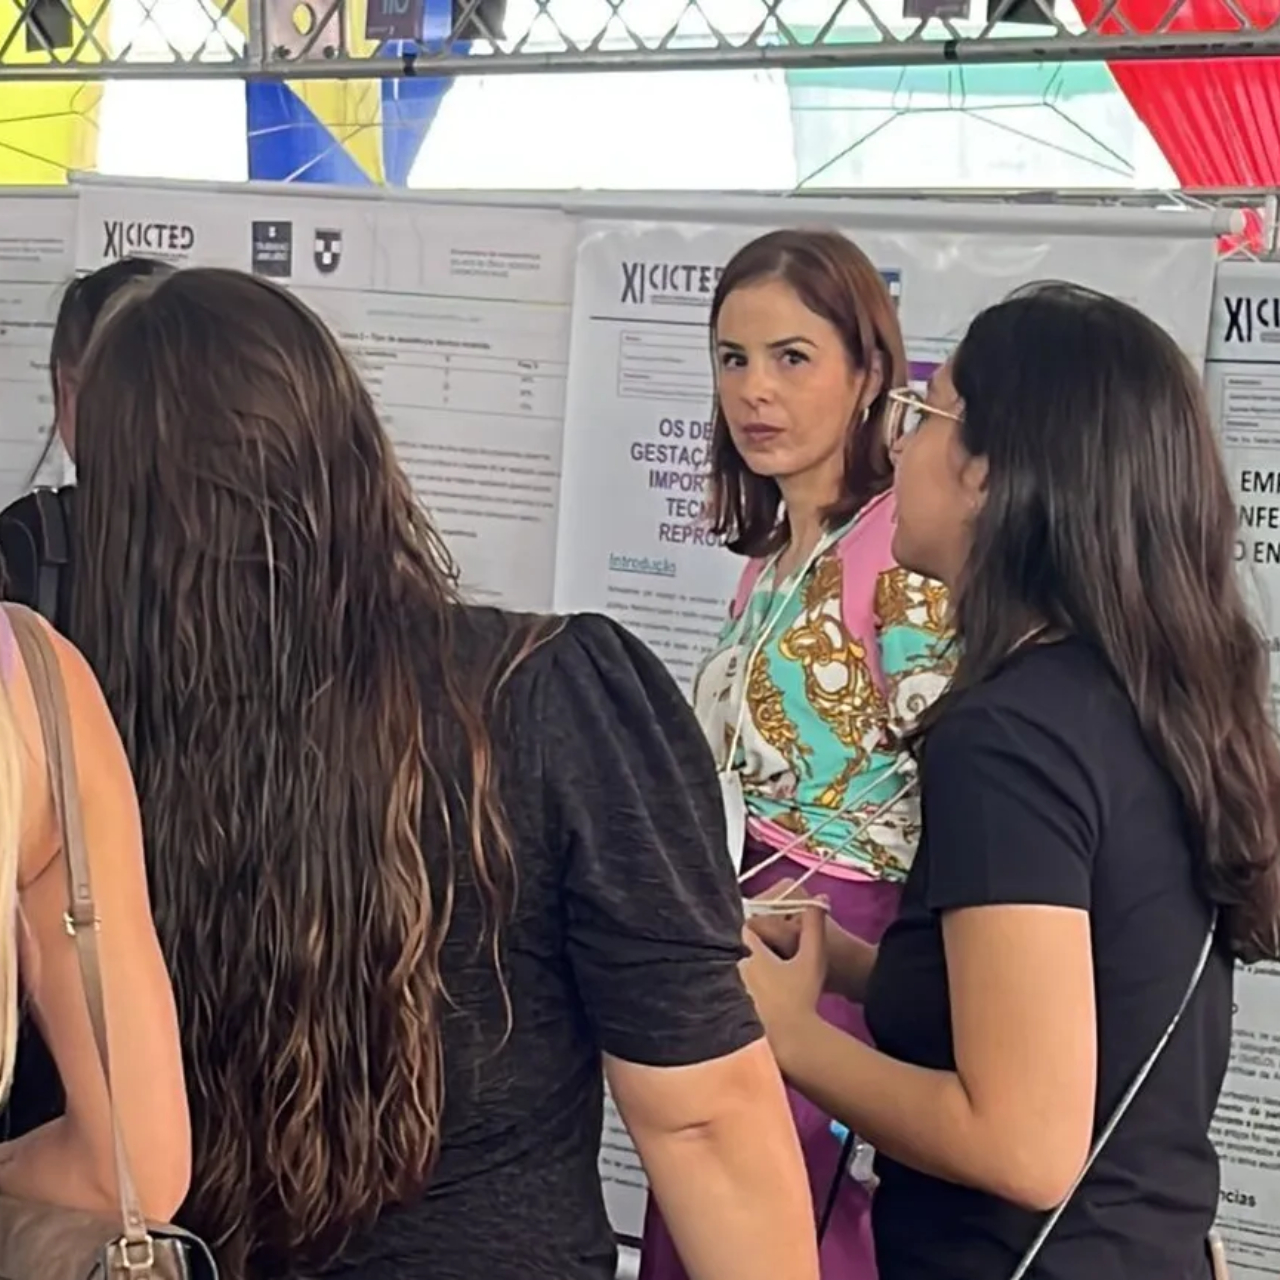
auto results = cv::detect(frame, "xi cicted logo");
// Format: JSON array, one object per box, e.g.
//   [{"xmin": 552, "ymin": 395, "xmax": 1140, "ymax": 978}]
[
  {"xmin": 314, "ymin": 229, "xmax": 343, "ymax": 275},
  {"xmin": 102, "ymin": 219, "xmax": 195, "ymax": 261}
]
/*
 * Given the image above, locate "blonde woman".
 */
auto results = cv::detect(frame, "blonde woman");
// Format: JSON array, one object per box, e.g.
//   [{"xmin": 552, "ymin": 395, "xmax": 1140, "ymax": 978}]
[{"xmin": 0, "ymin": 606, "xmax": 189, "ymax": 1217}]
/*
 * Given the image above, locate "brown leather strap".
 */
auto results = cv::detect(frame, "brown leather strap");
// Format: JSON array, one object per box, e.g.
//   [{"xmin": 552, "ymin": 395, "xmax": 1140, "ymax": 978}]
[{"xmin": 5, "ymin": 605, "xmax": 151, "ymax": 1245}]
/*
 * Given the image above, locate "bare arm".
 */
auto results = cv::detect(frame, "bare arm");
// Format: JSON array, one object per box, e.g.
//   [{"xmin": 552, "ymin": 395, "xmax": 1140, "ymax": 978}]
[
  {"xmin": 541, "ymin": 617, "xmax": 818, "ymax": 1280},
  {"xmin": 609, "ymin": 1041, "xmax": 818, "ymax": 1280},
  {"xmin": 742, "ymin": 705, "xmax": 1102, "ymax": 1212},
  {"xmin": 1, "ymin": 618, "xmax": 190, "ymax": 1218},
  {"xmin": 755, "ymin": 904, "xmax": 1095, "ymax": 1211}
]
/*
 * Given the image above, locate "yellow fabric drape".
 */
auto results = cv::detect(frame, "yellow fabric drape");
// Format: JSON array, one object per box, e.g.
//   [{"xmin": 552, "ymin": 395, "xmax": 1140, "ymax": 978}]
[
  {"xmin": 0, "ymin": 0, "xmax": 104, "ymax": 183},
  {"xmin": 1, "ymin": 0, "xmax": 385, "ymax": 186}
]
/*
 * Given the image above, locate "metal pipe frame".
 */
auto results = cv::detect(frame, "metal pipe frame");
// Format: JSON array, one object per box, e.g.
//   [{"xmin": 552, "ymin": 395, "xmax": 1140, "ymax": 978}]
[
  {"xmin": 3, "ymin": 0, "xmax": 1280, "ymax": 81},
  {"xmin": 0, "ymin": 31, "xmax": 1276, "ymax": 80}
]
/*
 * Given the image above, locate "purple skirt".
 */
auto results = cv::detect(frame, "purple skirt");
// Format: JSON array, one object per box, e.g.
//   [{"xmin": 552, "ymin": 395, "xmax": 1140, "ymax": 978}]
[{"xmin": 637, "ymin": 845, "xmax": 901, "ymax": 1280}]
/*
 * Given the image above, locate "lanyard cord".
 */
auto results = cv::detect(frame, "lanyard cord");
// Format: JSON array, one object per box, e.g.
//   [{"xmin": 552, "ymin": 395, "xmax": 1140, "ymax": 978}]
[
  {"xmin": 737, "ymin": 761, "xmax": 917, "ymax": 895},
  {"xmin": 720, "ymin": 520, "xmax": 852, "ymax": 774}
]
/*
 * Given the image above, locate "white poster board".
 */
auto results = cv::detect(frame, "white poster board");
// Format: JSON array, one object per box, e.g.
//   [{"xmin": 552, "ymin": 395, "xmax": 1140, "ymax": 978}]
[
  {"xmin": 1205, "ymin": 260, "xmax": 1280, "ymax": 1275},
  {"xmin": 555, "ymin": 210, "xmax": 1219, "ymax": 1240},
  {"xmin": 73, "ymin": 181, "xmax": 576, "ymax": 611},
  {"xmin": 55, "ymin": 180, "xmax": 1229, "ymax": 1255},
  {"xmin": 0, "ymin": 192, "xmax": 77, "ymax": 508}
]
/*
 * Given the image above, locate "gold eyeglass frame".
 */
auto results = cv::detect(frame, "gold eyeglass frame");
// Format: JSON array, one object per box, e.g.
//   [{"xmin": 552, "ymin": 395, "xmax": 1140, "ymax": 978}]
[{"xmin": 883, "ymin": 386, "xmax": 963, "ymax": 449}]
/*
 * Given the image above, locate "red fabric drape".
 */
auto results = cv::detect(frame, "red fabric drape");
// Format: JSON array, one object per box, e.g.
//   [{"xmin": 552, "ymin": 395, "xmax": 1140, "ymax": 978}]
[{"xmin": 1073, "ymin": 0, "xmax": 1280, "ymax": 188}]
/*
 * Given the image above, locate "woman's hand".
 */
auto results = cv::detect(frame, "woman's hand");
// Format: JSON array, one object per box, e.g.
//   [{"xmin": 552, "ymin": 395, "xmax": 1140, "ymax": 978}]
[
  {"xmin": 740, "ymin": 905, "xmax": 828, "ymax": 1069},
  {"xmin": 744, "ymin": 879, "xmax": 810, "ymax": 957},
  {"xmin": 748, "ymin": 883, "xmax": 880, "ymax": 1004}
]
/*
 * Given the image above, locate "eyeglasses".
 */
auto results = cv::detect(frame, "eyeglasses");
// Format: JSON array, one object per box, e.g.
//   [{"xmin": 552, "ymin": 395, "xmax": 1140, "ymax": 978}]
[{"xmin": 884, "ymin": 387, "xmax": 963, "ymax": 450}]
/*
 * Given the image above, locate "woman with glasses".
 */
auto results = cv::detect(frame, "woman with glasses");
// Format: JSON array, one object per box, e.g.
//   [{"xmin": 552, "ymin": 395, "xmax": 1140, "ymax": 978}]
[
  {"xmin": 740, "ymin": 283, "xmax": 1269, "ymax": 1279},
  {"xmin": 639, "ymin": 228, "xmax": 954, "ymax": 1280}
]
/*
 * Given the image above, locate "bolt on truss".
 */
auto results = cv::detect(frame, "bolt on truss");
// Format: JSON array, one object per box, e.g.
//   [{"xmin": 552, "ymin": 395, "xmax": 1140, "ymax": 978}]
[{"xmin": 2, "ymin": 0, "xmax": 1280, "ymax": 81}]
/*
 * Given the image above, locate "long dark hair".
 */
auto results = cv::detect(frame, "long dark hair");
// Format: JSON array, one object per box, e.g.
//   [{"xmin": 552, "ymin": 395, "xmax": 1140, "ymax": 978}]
[
  {"xmin": 70, "ymin": 267, "xmax": 551, "ymax": 1276},
  {"xmin": 29, "ymin": 256, "xmax": 170, "ymax": 479},
  {"xmin": 938, "ymin": 281, "xmax": 1280, "ymax": 963},
  {"xmin": 706, "ymin": 228, "xmax": 906, "ymax": 558}
]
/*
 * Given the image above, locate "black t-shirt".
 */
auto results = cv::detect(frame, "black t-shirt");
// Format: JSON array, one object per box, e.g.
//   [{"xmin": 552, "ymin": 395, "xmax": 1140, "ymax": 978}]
[
  {"xmin": 315, "ymin": 609, "xmax": 761, "ymax": 1280},
  {"xmin": 0, "ymin": 485, "xmax": 75, "ymax": 632},
  {"xmin": 865, "ymin": 638, "xmax": 1232, "ymax": 1280}
]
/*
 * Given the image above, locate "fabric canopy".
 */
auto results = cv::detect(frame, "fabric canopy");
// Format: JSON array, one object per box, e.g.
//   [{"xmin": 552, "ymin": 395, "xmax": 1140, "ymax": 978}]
[
  {"xmin": 245, "ymin": 0, "xmax": 463, "ymax": 185},
  {"xmin": 1075, "ymin": 0, "xmax": 1280, "ymax": 188},
  {"xmin": 0, "ymin": 0, "xmax": 104, "ymax": 182}
]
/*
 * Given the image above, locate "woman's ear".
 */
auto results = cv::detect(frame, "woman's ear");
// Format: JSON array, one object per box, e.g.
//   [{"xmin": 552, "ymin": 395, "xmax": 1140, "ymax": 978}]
[
  {"xmin": 859, "ymin": 352, "xmax": 886, "ymax": 414},
  {"xmin": 961, "ymin": 453, "xmax": 989, "ymax": 513}
]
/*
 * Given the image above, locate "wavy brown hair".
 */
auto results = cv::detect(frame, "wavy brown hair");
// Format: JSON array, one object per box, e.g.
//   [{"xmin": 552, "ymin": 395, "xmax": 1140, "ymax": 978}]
[
  {"xmin": 931, "ymin": 282, "xmax": 1280, "ymax": 963},
  {"xmin": 706, "ymin": 228, "xmax": 907, "ymax": 558},
  {"xmin": 69, "ymin": 267, "xmax": 551, "ymax": 1277}
]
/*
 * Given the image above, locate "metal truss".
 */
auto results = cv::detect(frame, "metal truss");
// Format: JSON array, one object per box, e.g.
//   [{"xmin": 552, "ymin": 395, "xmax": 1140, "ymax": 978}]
[
  {"xmin": 2, "ymin": 0, "xmax": 1280, "ymax": 82},
  {"xmin": 802, "ymin": 186, "xmax": 1280, "ymax": 249},
  {"xmin": 795, "ymin": 186, "xmax": 1275, "ymax": 210}
]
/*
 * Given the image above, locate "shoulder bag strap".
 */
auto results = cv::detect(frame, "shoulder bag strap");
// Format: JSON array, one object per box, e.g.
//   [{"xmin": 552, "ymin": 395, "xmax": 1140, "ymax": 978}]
[
  {"xmin": 1009, "ymin": 911, "xmax": 1219, "ymax": 1279},
  {"xmin": 6, "ymin": 605, "xmax": 151, "ymax": 1248},
  {"xmin": 31, "ymin": 489, "xmax": 69, "ymax": 628}
]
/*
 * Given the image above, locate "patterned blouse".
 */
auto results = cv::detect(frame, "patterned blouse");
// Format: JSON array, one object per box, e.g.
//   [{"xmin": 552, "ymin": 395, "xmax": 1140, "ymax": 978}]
[{"xmin": 693, "ymin": 491, "xmax": 954, "ymax": 882}]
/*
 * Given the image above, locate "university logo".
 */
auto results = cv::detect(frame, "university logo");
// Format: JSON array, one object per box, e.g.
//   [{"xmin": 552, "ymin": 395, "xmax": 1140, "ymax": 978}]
[
  {"xmin": 251, "ymin": 221, "xmax": 293, "ymax": 278},
  {"xmin": 314, "ymin": 229, "xmax": 343, "ymax": 275}
]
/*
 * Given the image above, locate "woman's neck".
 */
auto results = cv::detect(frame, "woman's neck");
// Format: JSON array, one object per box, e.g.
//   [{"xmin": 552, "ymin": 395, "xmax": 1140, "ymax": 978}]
[{"xmin": 776, "ymin": 483, "xmax": 830, "ymax": 580}]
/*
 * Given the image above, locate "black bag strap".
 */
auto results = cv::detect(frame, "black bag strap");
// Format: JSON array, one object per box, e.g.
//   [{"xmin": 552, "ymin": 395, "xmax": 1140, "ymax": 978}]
[
  {"xmin": 31, "ymin": 488, "xmax": 71, "ymax": 628},
  {"xmin": 1009, "ymin": 912, "xmax": 1219, "ymax": 1278}
]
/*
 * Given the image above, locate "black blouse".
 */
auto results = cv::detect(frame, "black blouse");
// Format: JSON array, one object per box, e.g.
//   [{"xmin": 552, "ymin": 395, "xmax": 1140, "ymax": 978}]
[
  {"xmin": 316, "ymin": 609, "xmax": 761, "ymax": 1279},
  {"xmin": 866, "ymin": 637, "xmax": 1231, "ymax": 1280}
]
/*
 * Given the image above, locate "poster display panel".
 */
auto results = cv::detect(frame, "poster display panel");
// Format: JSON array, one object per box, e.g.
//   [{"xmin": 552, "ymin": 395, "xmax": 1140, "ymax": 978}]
[
  {"xmin": 1205, "ymin": 260, "xmax": 1280, "ymax": 1276},
  {"xmin": 556, "ymin": 214, "xmax": 1218, "ymax": 1239},
  {"xmin": 0, "ymin": 193, "xmax": 77, "ymax": 507},
  {"xmin": 75, "ymin": 183, "xmax": 576, "ymax": 610}
]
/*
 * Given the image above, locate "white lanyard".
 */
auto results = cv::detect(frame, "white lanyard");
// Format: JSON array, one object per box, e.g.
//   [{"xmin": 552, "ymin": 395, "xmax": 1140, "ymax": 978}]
[
  {"xmin": 717, "ymin": 519, "xmax": 855, "ymax": 875},
  {"xmin": 720, "ymin": 522, "xmax": 848, "ymax": 774},
  {"xmin": 739, "ymin": 757, "xmax": 917, "ymax": 903}
]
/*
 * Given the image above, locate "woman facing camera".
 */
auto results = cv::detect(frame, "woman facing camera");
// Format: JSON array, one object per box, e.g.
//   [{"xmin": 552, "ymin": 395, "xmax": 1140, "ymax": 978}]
[
  {"xmin": 641, "ymin": 229, "xmax": 953, "ymax": 1280},
  {"xmin": 68, "ymin": 267, "xmax": 817, "ymax": 1280},
  {"xmin": 743, "ymin": 283, "xmax": 1272, "ymax": 1279}
]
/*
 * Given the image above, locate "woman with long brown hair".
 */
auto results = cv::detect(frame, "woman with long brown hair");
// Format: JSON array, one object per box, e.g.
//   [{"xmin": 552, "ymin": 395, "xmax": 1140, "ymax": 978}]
[
  {"xmin": 742, "ymin": 283, "xmax": 1276, "ymax": 1279},
  {"xmin": 69, "ymin": 266, "xmax": 818, "ymax": 1280},
  {"xmin": 641, "ymin": 229, "xmax": 953, "ymax": 1280}
]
